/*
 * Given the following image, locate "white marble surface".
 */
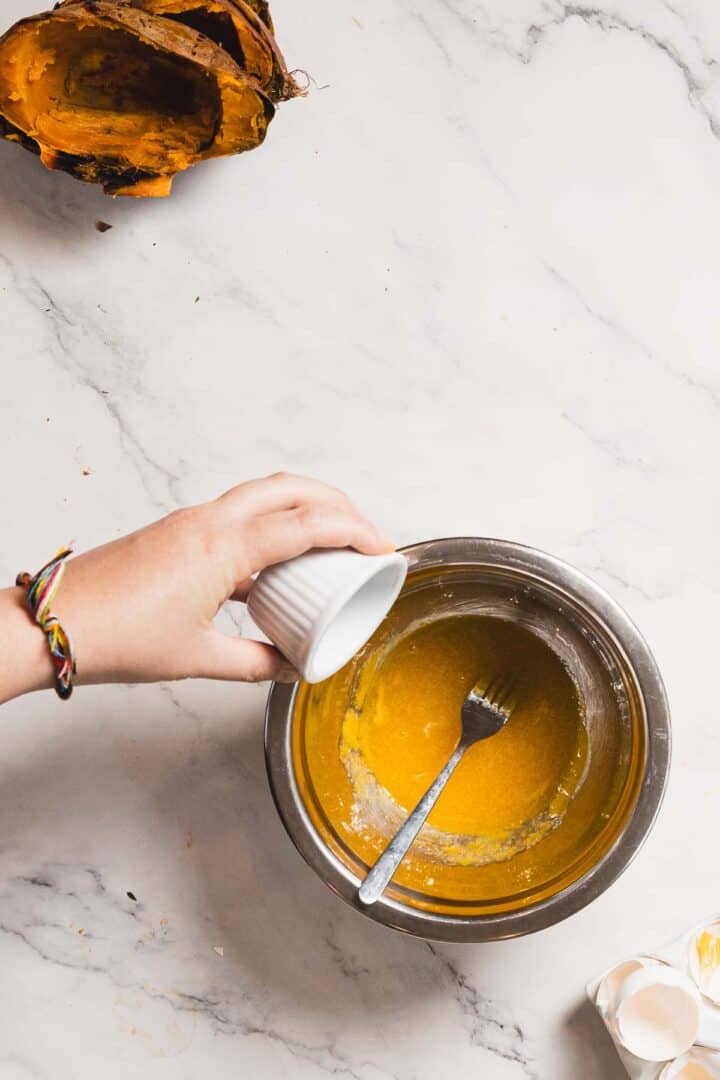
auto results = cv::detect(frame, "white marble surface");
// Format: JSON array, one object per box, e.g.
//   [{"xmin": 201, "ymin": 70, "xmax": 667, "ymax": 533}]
[{"xmin": 1, "ymin": 0, "xmax": 720, "ymax": 1076}]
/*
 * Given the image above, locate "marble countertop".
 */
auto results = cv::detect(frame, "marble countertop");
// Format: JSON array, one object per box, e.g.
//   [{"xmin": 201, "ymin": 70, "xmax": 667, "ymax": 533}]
[{"xmin": 2, "ymin": 0, "xmax": 720, "ymax": 1076}]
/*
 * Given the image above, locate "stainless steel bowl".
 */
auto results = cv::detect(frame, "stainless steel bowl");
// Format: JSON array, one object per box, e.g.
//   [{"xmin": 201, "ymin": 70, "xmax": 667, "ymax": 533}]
[{"xmin": 265, "ymin": 538, "xmax": 671, "ymax": 942}]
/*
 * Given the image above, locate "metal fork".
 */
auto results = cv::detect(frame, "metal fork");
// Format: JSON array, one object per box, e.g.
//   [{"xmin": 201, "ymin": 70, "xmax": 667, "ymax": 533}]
[{"xmin": 357, "ymin": 675, "xmax": 516, "ymax": 907}]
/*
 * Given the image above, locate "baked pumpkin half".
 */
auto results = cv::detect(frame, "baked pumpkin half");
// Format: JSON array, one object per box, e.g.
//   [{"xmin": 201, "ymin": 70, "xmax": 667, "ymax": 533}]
[{"xmin": 0, "ymin": 0, "xmax": 300, "ymax": 195}]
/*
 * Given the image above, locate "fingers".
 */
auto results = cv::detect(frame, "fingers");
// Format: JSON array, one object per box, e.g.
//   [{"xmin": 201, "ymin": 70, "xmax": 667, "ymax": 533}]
[
  {"xmin": 240, "ymin": 504, "xmax": 394, "ymax": 574},
  {"xmin": 216, "ymin": 472, "xmax": 394, "ymax": 590},
  {"xmin": 200, "ymin": 632, "xmax": 299, "ymax": 683},
  {"xmin": 230, "ymin": 576, "xmax": 254, "ymax": 602},
  {"xmin": 217, "ymin": 472, "xmax": 354, "ymax": 519}
]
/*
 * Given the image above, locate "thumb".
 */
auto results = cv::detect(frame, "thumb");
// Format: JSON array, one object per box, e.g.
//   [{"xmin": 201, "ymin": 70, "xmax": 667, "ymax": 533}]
[{"xmin": 199, "ymin": 631, "xmax": 299, "ymax": 683}]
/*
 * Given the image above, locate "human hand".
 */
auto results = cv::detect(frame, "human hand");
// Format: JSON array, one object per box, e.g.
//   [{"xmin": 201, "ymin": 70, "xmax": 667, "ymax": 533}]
[{"xmin": 1, "ymin": 474, "xmax": 393, "ymax": 701}]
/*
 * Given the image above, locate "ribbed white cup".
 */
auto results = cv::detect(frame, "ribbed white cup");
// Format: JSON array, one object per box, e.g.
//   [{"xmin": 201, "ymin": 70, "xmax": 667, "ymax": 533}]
[{"xmin": 247, "ymin": 549, "xmax": 408, "ymax": 683}]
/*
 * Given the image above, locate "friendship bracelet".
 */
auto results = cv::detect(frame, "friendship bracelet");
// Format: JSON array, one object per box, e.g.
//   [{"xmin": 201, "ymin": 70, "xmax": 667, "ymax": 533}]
[{"xmin": 16, "ymin": 547, "xmax": 77, "ymax": 700}]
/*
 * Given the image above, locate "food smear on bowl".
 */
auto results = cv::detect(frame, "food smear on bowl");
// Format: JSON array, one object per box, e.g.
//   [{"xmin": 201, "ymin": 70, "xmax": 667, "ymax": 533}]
[{"xmin": 341, "ymin": 615, "xmax": 588, "ymax": 867}]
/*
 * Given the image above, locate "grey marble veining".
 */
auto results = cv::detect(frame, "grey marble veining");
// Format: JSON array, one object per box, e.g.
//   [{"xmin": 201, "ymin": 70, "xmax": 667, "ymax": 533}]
[{"xmin": 2, "ymin": 0, "xmax": 720, "ymax": 1076}]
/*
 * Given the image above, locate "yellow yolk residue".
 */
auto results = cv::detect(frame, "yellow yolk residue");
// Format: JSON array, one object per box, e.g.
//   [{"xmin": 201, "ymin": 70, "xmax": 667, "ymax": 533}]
[
  {"xmin": 697, "ymin": 929, "xmax": 720, "ymax": 971},
  {"xmin": 340, "ymin": 615, "xmax": 588, "ymax": 866},
  {"xmin": 693, "ymin": 924, "xmax": 720, "ymax": 1003}
]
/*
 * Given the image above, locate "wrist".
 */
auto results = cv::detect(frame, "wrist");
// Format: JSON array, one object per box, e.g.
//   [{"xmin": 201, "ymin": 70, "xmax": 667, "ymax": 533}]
[{"xmin": 0, "ymin": 586, "xmax": 55, "ymax": 703}]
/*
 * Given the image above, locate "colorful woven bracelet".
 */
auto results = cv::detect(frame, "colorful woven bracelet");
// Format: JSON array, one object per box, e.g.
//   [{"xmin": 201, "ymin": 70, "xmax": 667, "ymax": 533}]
[{"xmin": 16, "ymin": 546, "xmax": 77, "ymax": 700}]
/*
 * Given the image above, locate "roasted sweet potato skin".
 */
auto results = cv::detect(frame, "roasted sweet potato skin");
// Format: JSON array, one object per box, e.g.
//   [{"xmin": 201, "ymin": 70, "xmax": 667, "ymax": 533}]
[{"xmin": 0, "ymin": 0, "xmax": 298, "ymax": 196}]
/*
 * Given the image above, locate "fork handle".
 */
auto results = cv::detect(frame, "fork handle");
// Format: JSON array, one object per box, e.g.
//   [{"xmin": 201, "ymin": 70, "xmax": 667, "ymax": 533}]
[{"xmin": 358, "ymin": 742, "xmax": 467, "ymax": 906}]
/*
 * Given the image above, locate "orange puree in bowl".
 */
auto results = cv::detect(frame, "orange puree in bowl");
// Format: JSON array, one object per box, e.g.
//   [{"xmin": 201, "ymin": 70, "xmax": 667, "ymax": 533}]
[
  {"xmin": 292, "ymin": 576, "xmax": 642, "ymax": 914},
  {"xmin": 340, "ymin": 615, "xmax": 587, "ymax": 865}
]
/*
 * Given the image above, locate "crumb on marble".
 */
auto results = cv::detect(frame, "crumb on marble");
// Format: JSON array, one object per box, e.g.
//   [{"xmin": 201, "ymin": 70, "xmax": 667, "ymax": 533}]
[
  {"xmin": 185, "ymin": 832, "xmax": 193, "ymax": 849},
  {"xmin": 160, "ymin": 917, "xmax": 169, "ymax": 927},
  {"xmin": 82, "ymin": 467, "xmax": 93, "ymax": 476},
  {"xmin": 213, "ymin": 945, "xmax": 224, "ymax": 957},
  {"xmin": 127, "ymin": 891, "xmax": 137, "ymax": 902},
  {"xmin": 78, "ymin": 927, "xmax": 85, "ymax": 934},
  {"xmin": 95, "ymin": 221, "xmax": 112, "ymax": 233}
]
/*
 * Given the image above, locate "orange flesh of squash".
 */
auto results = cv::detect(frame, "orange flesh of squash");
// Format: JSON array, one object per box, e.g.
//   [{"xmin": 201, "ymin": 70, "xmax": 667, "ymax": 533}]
[{"xmin": 0, "ymin": 0, "xmax": 296, "ymax": 195}]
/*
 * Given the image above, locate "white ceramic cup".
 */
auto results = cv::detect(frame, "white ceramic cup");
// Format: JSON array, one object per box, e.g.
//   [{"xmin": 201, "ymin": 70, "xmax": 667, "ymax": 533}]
[
  {"xmin": 614, "ymin": 966, "xmax": 704, "ymax": 1062},
  {"xmin": 247, "ymin": 548, "xmax": 408, "ymax": 683}
]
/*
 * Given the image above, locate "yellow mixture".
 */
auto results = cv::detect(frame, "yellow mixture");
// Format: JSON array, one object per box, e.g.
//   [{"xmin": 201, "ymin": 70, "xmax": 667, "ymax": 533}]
[
  {"xmin": 292, "ymin": 581, "xmax": 640, "ymax": 914},
  {"xmin": 341, "ymin": 615, "xmax": 588, "ymax": 866}
]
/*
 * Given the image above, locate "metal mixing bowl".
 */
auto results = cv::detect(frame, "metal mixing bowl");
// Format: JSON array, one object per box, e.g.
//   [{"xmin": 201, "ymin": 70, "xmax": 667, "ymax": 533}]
[{"xmin": 265, "ymin": 538, "xmax": 671, "ymax": 942}]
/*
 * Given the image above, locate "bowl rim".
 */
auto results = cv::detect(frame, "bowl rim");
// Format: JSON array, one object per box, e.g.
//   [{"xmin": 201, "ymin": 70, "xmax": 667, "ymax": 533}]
[{"xmin": 264, "ymin": 537, "xmax": 671, "ymax": 942}]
